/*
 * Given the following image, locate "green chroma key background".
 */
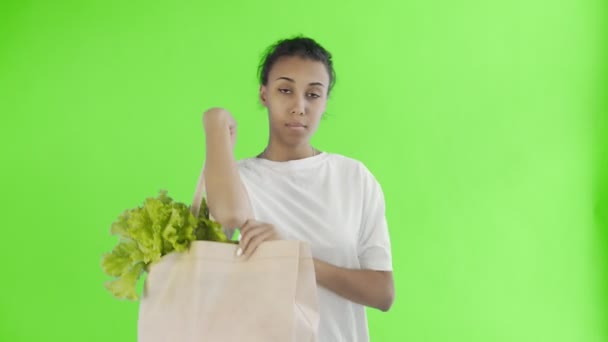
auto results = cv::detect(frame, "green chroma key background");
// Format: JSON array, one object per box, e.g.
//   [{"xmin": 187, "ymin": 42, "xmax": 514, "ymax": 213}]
[{"xmin": 1, "ymin": 0, "xmax": 606, "ymax": 341}]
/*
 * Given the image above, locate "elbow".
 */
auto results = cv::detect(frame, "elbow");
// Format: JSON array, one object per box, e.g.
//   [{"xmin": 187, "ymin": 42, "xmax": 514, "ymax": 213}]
[
  {"xmin": 378, "ymin": 288, "xmax": 395, "ymax": 312},
  {"xmin": 209, "ymin": 207, "xmax": 248, "ymax": 229},
  {"xmin": 220, "ymin": 215, "xmax": 247, "ymax": 229},
  {"xmin": 377, "ymin": 276, "xmax": 395, "ymax": 312},
  {"xmin": 205, "ymin": 188, "xmax": 252, "ymax": 229}
]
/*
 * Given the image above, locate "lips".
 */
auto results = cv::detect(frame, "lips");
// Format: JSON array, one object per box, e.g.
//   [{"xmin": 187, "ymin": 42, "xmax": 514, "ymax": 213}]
[{"xmin": 285, "ymin": 122, "xmax": 307, "ymax": 128}]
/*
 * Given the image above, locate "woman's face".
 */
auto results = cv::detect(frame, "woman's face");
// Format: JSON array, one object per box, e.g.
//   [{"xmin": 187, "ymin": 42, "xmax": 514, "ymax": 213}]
[{"xmin": 260, "ymin": 56, "xmax": 330, "ymax": 147}]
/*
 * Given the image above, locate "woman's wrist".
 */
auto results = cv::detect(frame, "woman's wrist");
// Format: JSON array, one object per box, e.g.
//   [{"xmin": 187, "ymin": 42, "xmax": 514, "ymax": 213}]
[{"xmin": 313, "ymin": 258, "xmax": 330, "ymax": 286}]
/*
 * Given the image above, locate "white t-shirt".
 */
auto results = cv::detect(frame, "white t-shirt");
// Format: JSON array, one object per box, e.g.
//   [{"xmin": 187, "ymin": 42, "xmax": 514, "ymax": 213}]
[{"xmin": 236, "ymin": 152, "xmax": 393, "ymax": 342}]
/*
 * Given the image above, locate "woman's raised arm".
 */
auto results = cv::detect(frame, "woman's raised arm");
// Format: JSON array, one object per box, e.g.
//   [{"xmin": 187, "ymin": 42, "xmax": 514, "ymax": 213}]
[{"xmin": 196, "ymin": 107, "xmax": 252, "ymax": 231}]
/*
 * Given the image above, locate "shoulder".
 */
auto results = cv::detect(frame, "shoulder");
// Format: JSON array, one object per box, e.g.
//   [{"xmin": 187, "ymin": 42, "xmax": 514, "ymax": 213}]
[
  {"xmin": 323, "ymin": 153, "xmax": 383, "ymax": 193},
  {"xmin": 327, "ymin": 153, "xmax": 376, "ymax": 177},
  {"xmin": 334, "ymin": 154, "xmax": 387, "ymax": 194},
  {"xmin": 236, "ymin": 157, "xmax": 254, "ymax": 169},
  {"xmin": 320, "ymin": 152, "xmax": 359, "ymax": 169},
  {"xmin": 235, "ymin": 157, "xmax": 261, "ymax": 177}
]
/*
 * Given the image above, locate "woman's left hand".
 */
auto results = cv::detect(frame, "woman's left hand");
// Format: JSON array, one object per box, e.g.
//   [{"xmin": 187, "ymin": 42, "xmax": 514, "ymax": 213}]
[{"xmin": 237, "ymin": 219, "xmax": 280, "ymax": 259}]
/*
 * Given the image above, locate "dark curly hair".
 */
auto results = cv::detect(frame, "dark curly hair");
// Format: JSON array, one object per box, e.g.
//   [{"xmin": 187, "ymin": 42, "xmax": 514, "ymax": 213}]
[{"xmin": 258, "ymin": 35, "xmax": 336, "ymax": 96}]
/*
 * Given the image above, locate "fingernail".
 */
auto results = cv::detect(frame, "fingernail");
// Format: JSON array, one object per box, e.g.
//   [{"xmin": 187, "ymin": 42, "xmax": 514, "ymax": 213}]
[{"xmin": 236, "ymin": 248, "xmax": 242, "ymax": 257}]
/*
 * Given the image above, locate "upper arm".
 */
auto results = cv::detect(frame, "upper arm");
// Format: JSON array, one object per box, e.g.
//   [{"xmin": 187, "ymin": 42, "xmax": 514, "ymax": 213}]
[{"xmin": 357, "ymin": 165, "xmax": 393, "ymax": 271}]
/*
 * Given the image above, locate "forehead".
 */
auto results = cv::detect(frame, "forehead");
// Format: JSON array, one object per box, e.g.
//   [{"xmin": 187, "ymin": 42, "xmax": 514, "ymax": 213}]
[{"xmin": 268, "ymin": 56, "xmax": 329, "ymax": 85}]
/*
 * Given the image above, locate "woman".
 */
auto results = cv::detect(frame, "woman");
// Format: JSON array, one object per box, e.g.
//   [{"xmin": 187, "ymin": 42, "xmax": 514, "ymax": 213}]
[{"xmin": 202, "ymin": 36, "xmax": 394, "ymax": 341}]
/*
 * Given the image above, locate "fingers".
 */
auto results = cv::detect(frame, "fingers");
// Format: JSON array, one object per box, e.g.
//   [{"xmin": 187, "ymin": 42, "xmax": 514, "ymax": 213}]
[
  {"xmin": 239, "ymin": 225, "xmax": 264, "ymax": 251},
  {"xmin": 239, "ymin": 224, "xmax": 268, "ymax": 256},
  {"xmin": 235, "ymin": 219, "xmax": 256, "ymax": 257},
  {"xmin": 237, "ymin": 220, "xmax": 277, "ymax": 259},
  {"xmin": 203, "ymin": 107, "xmax": 235, "ymax": 130},
  {"xmin": 238, "ymin": 219, "xmax": 257, "ymax": 240},
  {"xmin": 241, "ymin": 229, "xmax": 275, "ymax": 259}
]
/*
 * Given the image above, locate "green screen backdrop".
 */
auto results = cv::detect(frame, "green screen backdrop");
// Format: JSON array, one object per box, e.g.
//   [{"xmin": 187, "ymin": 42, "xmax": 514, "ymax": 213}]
[{"xmin": 1, "ymin": 0, "xmax": 606, "ymax": 341}]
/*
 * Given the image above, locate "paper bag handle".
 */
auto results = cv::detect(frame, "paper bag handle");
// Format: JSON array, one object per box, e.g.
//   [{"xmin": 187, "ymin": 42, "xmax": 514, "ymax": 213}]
[{"xmin": 191, "ymin": 162, "xmax": 208, "ymax": 220}]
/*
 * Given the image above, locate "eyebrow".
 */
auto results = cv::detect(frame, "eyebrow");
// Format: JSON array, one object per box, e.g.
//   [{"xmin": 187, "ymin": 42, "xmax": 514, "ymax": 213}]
[{"xmin": 275, "ymin": 77, "xmax": 325, "ymax": 88}]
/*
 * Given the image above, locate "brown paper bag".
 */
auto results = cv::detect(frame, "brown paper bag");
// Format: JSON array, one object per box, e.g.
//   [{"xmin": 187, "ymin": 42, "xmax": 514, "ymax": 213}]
[
  {"xmin": 137, "ymin": 166, "xmax": 319, "ymax": 341},
  {"xmin": 137, "ymin": 240, "xmax": 319, "ymax": 342}
]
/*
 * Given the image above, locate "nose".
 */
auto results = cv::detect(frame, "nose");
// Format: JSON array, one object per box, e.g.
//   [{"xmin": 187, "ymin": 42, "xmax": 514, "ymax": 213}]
[{"xmin": 290, "ymin": 97, "xmax": 305, "ymax": 116}]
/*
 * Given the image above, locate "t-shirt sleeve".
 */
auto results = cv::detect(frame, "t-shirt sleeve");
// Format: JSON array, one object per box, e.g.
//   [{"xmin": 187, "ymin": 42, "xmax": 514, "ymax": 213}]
[{"xmin": 357, "ymin": 165, "xmax": 393, "ymax": 271}]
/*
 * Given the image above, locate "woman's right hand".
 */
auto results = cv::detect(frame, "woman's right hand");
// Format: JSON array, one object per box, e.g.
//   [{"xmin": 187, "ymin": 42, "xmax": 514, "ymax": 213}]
[
  {"xmin": 237, "ymin": 219, "xmax": 281, "ymax": 259},
  {"xmin": 203, "ymin": 107, "xmax": 237, "ymax": 149}
]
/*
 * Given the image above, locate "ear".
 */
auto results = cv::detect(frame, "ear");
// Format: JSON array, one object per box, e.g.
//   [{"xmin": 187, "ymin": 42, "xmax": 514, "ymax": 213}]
[{"xmin": 259, "ymin": 85, "xmax": 268, "ymax": 107}]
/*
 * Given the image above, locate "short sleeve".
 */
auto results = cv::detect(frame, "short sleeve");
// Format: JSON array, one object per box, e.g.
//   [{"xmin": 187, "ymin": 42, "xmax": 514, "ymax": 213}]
[{"xmin": 357, "ymin": 165, "xmax": 393, "ymax": 271}]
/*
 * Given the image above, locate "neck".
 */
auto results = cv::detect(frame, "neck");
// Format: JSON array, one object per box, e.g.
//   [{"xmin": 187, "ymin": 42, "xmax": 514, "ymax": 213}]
[{"xmin": 260, "ymin": 142, "xmax": 317, "ymax": 162}]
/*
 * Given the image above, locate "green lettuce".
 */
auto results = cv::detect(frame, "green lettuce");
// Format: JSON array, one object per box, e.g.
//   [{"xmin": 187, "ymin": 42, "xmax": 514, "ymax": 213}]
[{"xmin": 101, "ymin": 190, "xmax": 229, "ymax": 300}]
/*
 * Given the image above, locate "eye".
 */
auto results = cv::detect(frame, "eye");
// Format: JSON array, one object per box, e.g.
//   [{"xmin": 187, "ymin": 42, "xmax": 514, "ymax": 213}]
[
  {"xmin": 279, "ymin": 88, "xmax": 292, "ymax": 94},
  {"xmin": 307, "ymin": 93, "xmax": 321, "ymax": 99}
]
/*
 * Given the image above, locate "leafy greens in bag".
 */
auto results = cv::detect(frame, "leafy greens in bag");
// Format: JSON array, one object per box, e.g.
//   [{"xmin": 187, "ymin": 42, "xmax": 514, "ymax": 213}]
[{"xmin": 101, "ymin": 190, "xmax": 229, "ymax": 300}]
